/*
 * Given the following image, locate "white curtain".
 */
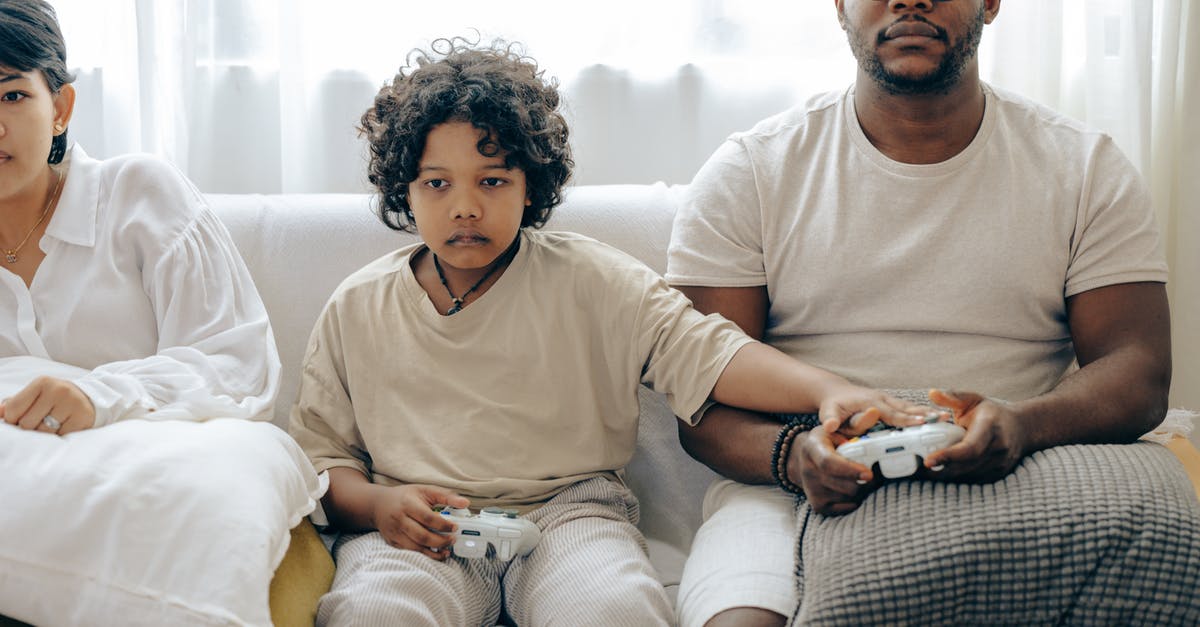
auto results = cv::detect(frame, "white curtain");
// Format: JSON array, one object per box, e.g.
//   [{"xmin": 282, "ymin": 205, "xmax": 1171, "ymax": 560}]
[{"xmin": 53, "ymin": 0, "xmax": 1198, "ymax": 409}]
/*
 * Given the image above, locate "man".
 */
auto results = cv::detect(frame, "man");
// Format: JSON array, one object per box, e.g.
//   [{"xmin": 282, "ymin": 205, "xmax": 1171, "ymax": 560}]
[{"xmin": 667, "ymin": 1, "xmax": 1193, "ymax": 625}]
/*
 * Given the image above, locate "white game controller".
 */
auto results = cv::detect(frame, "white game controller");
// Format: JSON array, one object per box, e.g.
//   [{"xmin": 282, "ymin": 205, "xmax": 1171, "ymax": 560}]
[
  {"xmin": 836, "ymin": 419, "xmax": 966, "ymax": 479},
  {"xmin": 438, "ymin": 506, "xmax": 541, "ymax": 560}
]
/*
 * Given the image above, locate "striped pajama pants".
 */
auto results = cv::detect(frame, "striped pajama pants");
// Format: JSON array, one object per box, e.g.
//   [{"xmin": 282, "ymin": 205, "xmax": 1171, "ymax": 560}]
[{"xmin": 317, "ymin": 477, "xmax": 673, "ymax": 626}]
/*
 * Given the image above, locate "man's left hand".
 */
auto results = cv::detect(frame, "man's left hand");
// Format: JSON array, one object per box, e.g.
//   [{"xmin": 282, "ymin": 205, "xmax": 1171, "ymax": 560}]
[{"xmin": 921, "ymin": 389, "xmax": 1027, "ymax": 483}]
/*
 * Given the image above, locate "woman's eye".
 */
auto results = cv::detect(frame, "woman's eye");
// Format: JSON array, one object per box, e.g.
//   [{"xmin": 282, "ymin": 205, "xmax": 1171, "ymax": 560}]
[
  {"xmin": 482, "ymin": 177, "xmax": 505, "ymax": 187},
  {"xmin": 424, "ymin": 179, "xmax": 448, "ymax": 189},
  {"xmin": 1, "ymin": 91, "xmax": 27, "ymax": 103}
]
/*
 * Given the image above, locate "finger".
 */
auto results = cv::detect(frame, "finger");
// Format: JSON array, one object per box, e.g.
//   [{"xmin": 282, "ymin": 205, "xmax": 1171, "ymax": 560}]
[
  {"xmin": 844, "ymin": 407, "xmax": 881, "ymax": 433},
  {"xmin": 4, "ymin": 383, "xmax": 42, "ymax": 427},
  {"xmin": 806, "ymin": 430, "xmax": 873, "ymax": 484},
  {"xmin": 402, "ymin": 516, "xmax": 456, "ymax": 550},
  {"xmin": 414, "ymin": 507, "xmax": 458, "ymax": 534},
  {"xmin": 928, "ymin": 389, "xmax": 984, "ymax": 414},
  {"xmin": 417, "ymin": 485, "xmax": 470, "ymax": 509},
  {"xmin": 821, "ymin": 500, "xmax": 865, "ymax": 516},
  {"xmin": 18, "ymin": 393, "xmax": 56, "ymax": 431},
  {"xmin": 381, "ymin": 530, "xmax": 447, "ymax": 560},
  {"xmin": 927, "ymin": 427, "xmax": 991, "ymax": 468}
]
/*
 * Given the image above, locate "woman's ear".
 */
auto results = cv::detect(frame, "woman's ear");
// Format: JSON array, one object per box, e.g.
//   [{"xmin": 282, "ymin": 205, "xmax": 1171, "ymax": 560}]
[{"xmin": 52, "ymin": 84, "xmax": 76, "ymax": 134}]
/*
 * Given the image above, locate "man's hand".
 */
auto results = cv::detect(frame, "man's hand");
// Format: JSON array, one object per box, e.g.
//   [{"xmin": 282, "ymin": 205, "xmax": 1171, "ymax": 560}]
[
  {"xmin": 0, "ymin": 376, "xmax": 96, "ymax": 435},
  {"xmin": 372, "ymin": 484, "xmax": 470, "ymax": 560},
  {"xmin": 921, "ymin": 389, "xmax": 1029, "ymax": 483},
  {"xmin": 787, "ymin": 423, "xmax": 879, "ymax": 515}
]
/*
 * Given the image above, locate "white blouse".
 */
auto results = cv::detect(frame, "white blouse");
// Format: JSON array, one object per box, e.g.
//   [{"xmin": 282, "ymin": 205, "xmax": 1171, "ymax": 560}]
[{"xmin": 0, "ymin": 145, "xmax": 279, "ymax": 426}]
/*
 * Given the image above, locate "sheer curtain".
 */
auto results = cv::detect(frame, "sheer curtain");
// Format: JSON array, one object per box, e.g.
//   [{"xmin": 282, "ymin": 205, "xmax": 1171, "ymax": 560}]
[{"xmin": 52, "ymin": 0, "xmax": 1198, "ymax": 409}]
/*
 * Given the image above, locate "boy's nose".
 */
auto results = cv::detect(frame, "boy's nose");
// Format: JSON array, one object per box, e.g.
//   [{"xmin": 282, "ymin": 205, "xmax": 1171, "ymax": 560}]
[{"xmin": 450, "ymin": 195, "xmax": 481, "ymax": 220}]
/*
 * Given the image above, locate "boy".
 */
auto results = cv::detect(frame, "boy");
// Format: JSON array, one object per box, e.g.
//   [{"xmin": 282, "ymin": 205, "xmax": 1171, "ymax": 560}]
[{"xmin": 290, "ymin": 38, "xmax": 923, "ymax": 627}]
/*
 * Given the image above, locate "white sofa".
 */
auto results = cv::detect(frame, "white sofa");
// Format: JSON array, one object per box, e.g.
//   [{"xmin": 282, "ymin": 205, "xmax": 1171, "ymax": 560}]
[{"xmin": 209, "ymin": 183, "xmax": 718, "ymax": 601}]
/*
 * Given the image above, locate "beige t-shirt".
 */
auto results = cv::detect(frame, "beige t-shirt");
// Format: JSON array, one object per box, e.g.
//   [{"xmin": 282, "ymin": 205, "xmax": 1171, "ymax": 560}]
[
  {"xmin": 667, "ymin": 84, "xmax": 1168, "ymax": 402},
  {"xmin": 291, "ymin": 230, "xmax": 752, "ymax": 509}
]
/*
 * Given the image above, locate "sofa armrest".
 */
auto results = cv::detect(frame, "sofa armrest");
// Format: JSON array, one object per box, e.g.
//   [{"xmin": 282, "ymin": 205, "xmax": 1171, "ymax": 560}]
[{"xmin": 269, "ymin": 519, "xmax": 335, "ymax": 627}]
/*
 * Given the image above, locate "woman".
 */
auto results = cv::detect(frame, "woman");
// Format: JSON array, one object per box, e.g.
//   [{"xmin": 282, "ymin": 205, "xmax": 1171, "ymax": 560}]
[{"xmin": 0, "ymin": 2, "xmax": 319, "ymax": 625}]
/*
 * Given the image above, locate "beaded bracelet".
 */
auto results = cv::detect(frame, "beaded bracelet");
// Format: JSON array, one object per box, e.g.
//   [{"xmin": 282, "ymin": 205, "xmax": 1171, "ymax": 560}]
[{"xmin": 770, "ymin": 421, "xmax": 807, "ymax": 495}]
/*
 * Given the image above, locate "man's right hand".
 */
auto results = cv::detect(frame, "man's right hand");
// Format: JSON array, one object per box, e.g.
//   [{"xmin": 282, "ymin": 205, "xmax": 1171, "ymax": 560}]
[
  {"xmin": 372, "ymin": 484, "xmax": 470, "ymax": 560},
  {"xmin": 787, "ymin": 424, "xmax": 879, "ymax": 515}
]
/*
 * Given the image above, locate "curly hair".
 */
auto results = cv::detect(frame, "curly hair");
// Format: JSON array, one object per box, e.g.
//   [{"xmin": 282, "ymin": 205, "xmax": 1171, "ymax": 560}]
[
  {"xmin": 0, "ymin": 0, "xmax": 75, "ymax": 164},
  {"xmin": 360, "ymin": 37, "xmax": 574, "ymax": 232}
]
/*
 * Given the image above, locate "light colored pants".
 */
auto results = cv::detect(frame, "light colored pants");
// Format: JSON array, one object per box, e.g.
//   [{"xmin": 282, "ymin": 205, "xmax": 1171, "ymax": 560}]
[
  {"xmin": 318, "ymin": 477, "xmax": 672, "ymax": 627},
  {"xmin": 676, "ymin": 480, "xmax": 799, "ymax": 627}
]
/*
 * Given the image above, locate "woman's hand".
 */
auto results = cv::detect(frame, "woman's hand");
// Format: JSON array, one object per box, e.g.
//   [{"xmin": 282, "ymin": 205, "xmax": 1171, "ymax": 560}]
[
  {"xmin": 921, "ymin": 389, "xmax": 1028, "ymax": 483},
  {"xmin": 0, "ymin": 376, "xmax": 96, "ymax": 434},
  {"xmin": 372, "ymin": 484, "xmax": 471, "ymax": 560}
]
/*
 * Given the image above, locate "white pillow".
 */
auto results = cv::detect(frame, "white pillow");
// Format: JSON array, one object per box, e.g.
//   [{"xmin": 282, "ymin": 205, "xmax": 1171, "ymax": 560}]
[{"xmin": 0, "ymin": 358, "xmax": 323, "ymax": 626}]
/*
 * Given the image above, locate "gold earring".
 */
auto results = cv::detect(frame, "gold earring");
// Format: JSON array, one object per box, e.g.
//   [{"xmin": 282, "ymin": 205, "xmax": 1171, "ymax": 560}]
[{"xmin": 53, "ymin": 123, "xmax": 65, "ymax": 133}]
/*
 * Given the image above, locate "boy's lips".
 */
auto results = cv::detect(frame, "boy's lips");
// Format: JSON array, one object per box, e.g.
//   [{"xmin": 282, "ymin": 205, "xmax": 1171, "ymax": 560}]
[{"xmin": 446, "ymin": 231, "xmax": 490, "ymax": 245}]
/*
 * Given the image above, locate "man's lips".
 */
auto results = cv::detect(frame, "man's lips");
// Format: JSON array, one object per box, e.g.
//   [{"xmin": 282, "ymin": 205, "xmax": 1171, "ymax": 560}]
[{"xmin": 884, "ymin": 21, "xmax": 942, "ymax": 41}]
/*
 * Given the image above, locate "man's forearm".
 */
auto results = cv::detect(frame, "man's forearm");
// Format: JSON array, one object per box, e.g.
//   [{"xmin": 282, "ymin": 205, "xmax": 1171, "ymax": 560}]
[
  {"xmin": 1012, "ymin": 342, "xmax": 1169, "ymax": 452},
  {"xmin": 677, "ymin": 404, "xmax": 787, "ymax": 484}
]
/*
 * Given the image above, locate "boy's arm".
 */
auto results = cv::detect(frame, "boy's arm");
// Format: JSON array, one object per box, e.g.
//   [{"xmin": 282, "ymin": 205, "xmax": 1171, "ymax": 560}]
[
  {"xmin": 673, "ymin": 286, "xmax": 777, "ymax": 483},
  {"xmin": 323, "ymin": 467, "xmax": 468, "ymax": 560}
]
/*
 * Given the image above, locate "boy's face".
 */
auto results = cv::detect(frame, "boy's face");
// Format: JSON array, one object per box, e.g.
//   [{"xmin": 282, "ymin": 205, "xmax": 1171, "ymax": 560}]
[{"xmin": 408, "ymin": 121, "xmax": 529, "ymax": 272}]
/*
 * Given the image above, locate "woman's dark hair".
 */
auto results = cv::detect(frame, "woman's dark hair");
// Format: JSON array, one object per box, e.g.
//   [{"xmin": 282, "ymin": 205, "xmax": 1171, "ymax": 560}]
[
  {"xmin": 0, "ymin": 0, "xmax": 74, "ymax": 164},
  {"xmin": 360, "ymin": 37, "xmax": 573, "ymax": 232}
]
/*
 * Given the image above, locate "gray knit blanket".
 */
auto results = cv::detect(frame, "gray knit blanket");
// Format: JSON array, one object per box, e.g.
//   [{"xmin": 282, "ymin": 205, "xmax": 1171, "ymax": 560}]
[{"xmin": 787, "ymin": 406, "xmax": 1200, "ymax": 625}]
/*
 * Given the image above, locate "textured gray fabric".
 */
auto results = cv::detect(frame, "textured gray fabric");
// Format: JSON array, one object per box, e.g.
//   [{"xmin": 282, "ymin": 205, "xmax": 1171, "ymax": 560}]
[{"xmin": 788, "ymin": 441, "xmax": 1200, "ymax": 626}]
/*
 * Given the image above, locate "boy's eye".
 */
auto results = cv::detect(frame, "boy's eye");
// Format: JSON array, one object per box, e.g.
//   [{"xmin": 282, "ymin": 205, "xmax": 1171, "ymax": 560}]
[{"xmin": 1, "ymin": 91, "xmax": 27, "ymax": 103}]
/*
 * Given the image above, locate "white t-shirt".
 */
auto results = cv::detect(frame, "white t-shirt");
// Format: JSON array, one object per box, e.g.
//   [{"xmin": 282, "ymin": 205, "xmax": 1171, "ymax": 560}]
[
  {"xmin": 667, "ymin": 85, "xmax": 1167, "ymax": 401},
  {"xmin": 290, "ymin": 230, "xmax": 752, "ymax": 509},
  {"xmin": 0, "ymin": 145, "xmax": 280, "ymax": 425}
]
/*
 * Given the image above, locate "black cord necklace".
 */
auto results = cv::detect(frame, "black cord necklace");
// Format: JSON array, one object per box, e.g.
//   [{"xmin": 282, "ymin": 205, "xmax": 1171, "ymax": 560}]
[{"xmin": 432, "ymin": 237, "xmax": 520, "ymax": 315}]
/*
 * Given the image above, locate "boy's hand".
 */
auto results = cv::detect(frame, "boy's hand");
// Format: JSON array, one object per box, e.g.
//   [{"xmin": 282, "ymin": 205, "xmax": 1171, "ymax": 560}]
[
  {"xmin": 373, "ymin": 485, "xmax": 470, "ymax": 560},
  {"xmin": 818, "ymin": 384, "xmax": 930, "ymax": 441},
  {"xmin": 921, "ymin": 389, "xmax": 1028, "ymax": 483},
  {"xmin": 0, "ymin": 376, "xmax": 96, "ymax": 435}
]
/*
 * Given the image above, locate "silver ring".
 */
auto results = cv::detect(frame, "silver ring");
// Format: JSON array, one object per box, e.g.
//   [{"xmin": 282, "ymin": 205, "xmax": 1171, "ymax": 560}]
[{"xmin": 42, "ymin": 415, "xmax": 62, "ymax": 431}]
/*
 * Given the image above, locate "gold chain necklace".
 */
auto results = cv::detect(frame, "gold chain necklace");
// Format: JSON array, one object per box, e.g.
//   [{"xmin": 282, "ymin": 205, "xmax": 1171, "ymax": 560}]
[{"xmin": 3, "ymin": 169, "xmax": 64, "ymax": 264}]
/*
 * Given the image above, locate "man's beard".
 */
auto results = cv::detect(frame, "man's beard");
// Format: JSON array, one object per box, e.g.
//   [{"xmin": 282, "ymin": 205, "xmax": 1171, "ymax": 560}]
[{"xmin": 846, "ymin": 5, "xmax": 986, "ymax": 96}]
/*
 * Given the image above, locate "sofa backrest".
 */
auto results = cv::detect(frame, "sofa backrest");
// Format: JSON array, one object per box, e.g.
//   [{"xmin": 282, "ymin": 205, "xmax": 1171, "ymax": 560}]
[{"xmin": 208, "ymin": 183, "xmax": 719, "ymax": 553}]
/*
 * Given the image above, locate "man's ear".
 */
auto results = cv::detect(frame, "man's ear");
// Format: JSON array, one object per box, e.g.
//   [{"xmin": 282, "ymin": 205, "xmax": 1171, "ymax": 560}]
[
  {"xmin": 984, "ymin": 0, "xmax": 1002, "ymax": 25},
  {"xmin": 53, "ymin": 83, "xmax": 76, "ymax": 133},
  {"xmin": 835, "ymin": 0, "xmax": 847, "ymax": 30}
]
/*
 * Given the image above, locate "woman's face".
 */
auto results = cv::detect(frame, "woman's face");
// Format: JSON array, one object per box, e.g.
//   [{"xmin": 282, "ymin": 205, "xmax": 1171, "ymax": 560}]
[{"xmin": 0, "ymin": 67, "xmax": 71, "ymax": 203}]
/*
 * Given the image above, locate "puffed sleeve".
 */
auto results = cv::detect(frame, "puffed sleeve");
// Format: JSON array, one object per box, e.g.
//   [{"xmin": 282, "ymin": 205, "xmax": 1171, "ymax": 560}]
[{"xmin": 72, "ymin": 202, "xmax": 280, "ymax": 427}]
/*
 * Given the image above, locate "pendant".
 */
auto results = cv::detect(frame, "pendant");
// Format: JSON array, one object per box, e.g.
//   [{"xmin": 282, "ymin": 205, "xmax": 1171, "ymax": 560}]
[
  {"xmin": 446, "ymin": 304, "xmax": 462, "ymax": 315},
  {"xmin": 4, "ymin": 251, "xmax": 15, "ymax": 263}
]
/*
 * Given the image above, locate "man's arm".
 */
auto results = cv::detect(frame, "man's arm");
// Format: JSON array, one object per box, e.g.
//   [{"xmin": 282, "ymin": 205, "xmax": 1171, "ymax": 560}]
[
  {"xmin": 675, "ymin": 285, "xmax": 778, "ymax": 483},
  {"xmin": 1024, "ymin": 281, "xmax": 1170, "ymax": 446},
  {"xmin": 926, "ymin": 282, "xmax": 1171, "ymax": 478}
]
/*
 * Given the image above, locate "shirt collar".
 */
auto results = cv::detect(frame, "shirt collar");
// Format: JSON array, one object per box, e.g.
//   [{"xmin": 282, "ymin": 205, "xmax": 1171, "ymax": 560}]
[{"xmin": 43, "ymin": 143, "xmax": 101, "ymax": 248}]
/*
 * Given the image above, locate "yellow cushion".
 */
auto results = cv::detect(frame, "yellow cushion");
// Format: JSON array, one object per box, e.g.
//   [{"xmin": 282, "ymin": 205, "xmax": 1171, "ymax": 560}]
[
  {"xmin": 269, "ymin": 518, "xmax": 336, "ymax": 627},
  {"xmin": 1166, "ymin": 436, "xmax": 1200, "ymax": 502}
]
